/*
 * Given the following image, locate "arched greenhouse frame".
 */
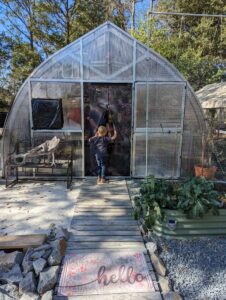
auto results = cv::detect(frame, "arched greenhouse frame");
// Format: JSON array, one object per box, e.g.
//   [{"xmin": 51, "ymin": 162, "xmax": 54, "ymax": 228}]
[{"xmin": 2, "ymin": 22, "xmax": 206, "ymax": 179}]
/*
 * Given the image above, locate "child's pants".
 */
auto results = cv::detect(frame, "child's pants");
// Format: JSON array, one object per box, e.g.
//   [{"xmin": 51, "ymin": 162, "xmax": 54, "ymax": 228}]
[{"xmin": 95, "ymin": 154, "xmax": 107, "ymax": 178}]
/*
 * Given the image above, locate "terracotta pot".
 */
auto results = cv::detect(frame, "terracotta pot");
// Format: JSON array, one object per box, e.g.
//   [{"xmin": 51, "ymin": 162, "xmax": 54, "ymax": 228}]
[{"xmin": 194, "ymin": 165, "xmax": 217, "ymax": 180}]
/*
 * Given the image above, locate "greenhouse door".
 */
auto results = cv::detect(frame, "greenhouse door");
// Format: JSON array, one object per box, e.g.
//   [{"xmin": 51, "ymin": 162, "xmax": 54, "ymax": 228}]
[
  {"xmin": 133, "ymin": 82, "xmax": 186, "ymax": 178},
  {"xmin": 84, "ymin": 83, "xmax": 132, "ymax": 176}
]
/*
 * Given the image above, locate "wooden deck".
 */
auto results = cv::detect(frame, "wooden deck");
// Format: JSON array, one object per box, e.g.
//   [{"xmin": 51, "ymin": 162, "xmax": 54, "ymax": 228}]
[{"xmin": 55, "ymin": 179, "xmax": 161, "ymax": 300}]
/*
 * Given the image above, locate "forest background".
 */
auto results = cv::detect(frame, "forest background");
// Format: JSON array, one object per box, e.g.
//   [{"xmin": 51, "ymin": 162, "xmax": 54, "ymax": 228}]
[{"xmin": 0, "ymin": 0, "xmax": 225, "ymax": 109}]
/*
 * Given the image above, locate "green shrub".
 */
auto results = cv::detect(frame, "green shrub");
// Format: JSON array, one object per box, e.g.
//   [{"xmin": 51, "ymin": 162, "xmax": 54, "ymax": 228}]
[
  {"xmin": 177, "ymin": 177, "xmax": 220, "ymax": 218},
  {"xmin": 134, "ymin": 175, "xmax": 180, "ymax": 227},
  {"xmin": 134, "ymin": 176, "xmax": 221, "ymax": 227}
]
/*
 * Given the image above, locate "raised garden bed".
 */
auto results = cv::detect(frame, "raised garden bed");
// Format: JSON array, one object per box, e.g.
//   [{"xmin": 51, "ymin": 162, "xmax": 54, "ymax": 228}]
[
  {"xmin": 153, "ymin": 208, "xmax": 226, "ymax": 239},
  {"xmin": 132, "ymin": 176, "xmax": 226, "ymax": 240}
]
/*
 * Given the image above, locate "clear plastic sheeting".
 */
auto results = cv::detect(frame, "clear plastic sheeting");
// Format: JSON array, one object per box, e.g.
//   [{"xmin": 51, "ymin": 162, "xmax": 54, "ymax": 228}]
[
  {"xmin": 135, "ymin": 83, "xmax": 184, "ymax": 129},
  {"xmin": 148, "ymin": 84, "xmax": 184, "ymax": 128},
  {"xmin": 32, "ymin": 43, "xmax": 81, "ymax": 79},
  {"xmin": 136, "ymin": 44, "xmax": 181, "ymax": 82},
  {"xmin": 135, "ymin": 84, "xmax": 146, "ymax": 128},
  {"xmin": 2, "ymin": 82, "xmax": 31, "ymax": 169},
  {"xmin": 83, "ymin": 26, "xmax": 133, "ymax": 81},
  {"xmin": 180, "ymin": 86, "xmax": 205, "ymax": 176},
  {"xmin": 133, "ymin": 134, "xmax": 146, "ymax": 177},
  {"xmin": 148, "ymin": 133, "xmax": 180, "ymax": 178},
  {"xmin": 33, "ymin": 132, "xmax": 82, "ymax": 177}
]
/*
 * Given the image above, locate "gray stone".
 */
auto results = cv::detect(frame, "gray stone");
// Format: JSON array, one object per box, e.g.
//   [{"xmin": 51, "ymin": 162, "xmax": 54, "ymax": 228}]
[
  {"xmin": 162, "ymin": 292, "xmax": 183, "ymax": 300},
  {"xmin": 20, "ymin": 293, "xmax": 40, "ymax": 300},
  {"xmin": 41, "ymin": 250, "xmax": 51, "ymax": 260},
  {"xmin": 0, "ymin": 292, "xmax": 13, "ymax": 300},
  {"xmin": 33, "ymin": 245, "xmax": 51, "ymax": 253},
  {"xmin": 48, "ymin": 239, "xmax": 66, "ymax": 266},
  {"xmin": 41, "ymin": 290, "xmax": 52, "ymax": 300},
  {"xmin": 151, "ymin": 254, "xmax": 166, "ymax": 277},
  {"xmin": 0, "ymin": 264, "xmax": 23, "ymax": 284},
  {"xmin": 158, "ymin": 275, "xmax": 171, "ymax": 292},
  {"xmin": 0, "ymin": 252, "xmax": 24, "ymax": 272},
  {"xmin": 54, "ymin": 227, "xmax": 69, "ymax": 241},
  {"xmin": 33, "ymin": 259, "xmax": 47, "ymax": 276},
  {"xmin": 146, "ymin": 242, "xmax": 157, "ymax": 254},
  {"xmin": 0, "ymin": 252, "xmax": 5, "ymax": 257},
  {"xmin": 139, "ymin": 224, "xmax": 146, "ymax": 236},
  {"xmin": 30, "ymin": 251, "xmax": 45, "ymax": 261},
  {"xmin": 19, "ymin": 272, "xmax": 36, "ymax": 294},
  {"xmin": 22, "ymin": 249, "xmax": 34, "ymax": 274},
  {"xmin": 138, "ymin": 218, "xmax": 145, "ymax": 225},
  {"xmin": 37, "ymin": 266, "xmax": 59, "ymax": 295},
  {"xmin": 0, "ymin": 283, "xmax": 20, "ymax": 299}
]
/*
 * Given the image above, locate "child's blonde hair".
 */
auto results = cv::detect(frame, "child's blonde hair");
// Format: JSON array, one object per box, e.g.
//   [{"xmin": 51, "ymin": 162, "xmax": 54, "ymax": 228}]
[{"xmin": 98, "ymin": 126, "xmax": 107, "ymax": 136}]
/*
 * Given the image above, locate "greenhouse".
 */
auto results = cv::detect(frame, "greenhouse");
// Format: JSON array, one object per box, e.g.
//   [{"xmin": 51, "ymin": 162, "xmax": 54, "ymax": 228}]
[{"xmin": 1, "ymin": 21, "xmax": 206, "ymax": 179}]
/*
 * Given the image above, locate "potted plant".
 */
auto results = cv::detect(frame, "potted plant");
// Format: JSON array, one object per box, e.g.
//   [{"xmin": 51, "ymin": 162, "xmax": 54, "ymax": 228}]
[{"xmin": 194, "ymin": 108, "xmax": 217, "ymax": 179}]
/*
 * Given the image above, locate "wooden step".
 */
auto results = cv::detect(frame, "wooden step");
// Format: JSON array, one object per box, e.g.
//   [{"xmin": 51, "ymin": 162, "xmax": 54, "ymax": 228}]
[
  {"xmin": 71, "ymin": 219, "xmax": 138, "ymax": 226},
  {"xmin": 75, "ymin": 207, "xmax": 133, "ymax": 212},
  {"xmin": 67, "ymin": 241, "xmax": 144, "ymax": 249},
  {"xmin": 0, "ymin": 234, "xmax": 46, "ymax": 251},
  {"xmin": 77, "ymin": 194, "xmax": 131, "ymax": 200},
  {"xmin": 68, "ymin": 235, "xmax": 143, "ymax": 242},
  {"xmin": 70, "ymin": 225, "xmax": 139, "ymax": 231},
  {"xmin": 74, "ymin": 211, "xmax": 133, "ymax": 217},
  {"xmin": 69, "ymin": 230, "xmax": 141, "ymax": 236}
]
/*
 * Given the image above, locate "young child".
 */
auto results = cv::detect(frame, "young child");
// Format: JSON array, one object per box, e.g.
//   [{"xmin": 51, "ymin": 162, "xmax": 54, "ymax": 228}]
[{"xmin": 89, "ymin": 125, "xmax": 117, "ymax": 184}]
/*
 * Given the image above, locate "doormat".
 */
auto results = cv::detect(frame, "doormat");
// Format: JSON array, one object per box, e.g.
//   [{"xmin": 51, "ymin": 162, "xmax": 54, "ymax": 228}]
[{"xmin": 58, "ymin": 251, "xmax": 155, "ymax": 296}]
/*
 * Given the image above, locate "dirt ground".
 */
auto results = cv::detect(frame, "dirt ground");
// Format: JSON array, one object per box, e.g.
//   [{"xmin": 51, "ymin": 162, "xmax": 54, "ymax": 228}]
[{"xmin": 0, "ymin": 181, "xmax": 81, "ymax": 235}]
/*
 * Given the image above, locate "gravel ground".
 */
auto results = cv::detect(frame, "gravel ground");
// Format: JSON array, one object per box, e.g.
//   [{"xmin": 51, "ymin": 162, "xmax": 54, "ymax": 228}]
[
  {"xmin": 126, "ymin": 179, "xmax": 226, "ymax": 300},
  {"xmin": 151, "ymin": 235, "xmax": 226, "ymax": 300}
]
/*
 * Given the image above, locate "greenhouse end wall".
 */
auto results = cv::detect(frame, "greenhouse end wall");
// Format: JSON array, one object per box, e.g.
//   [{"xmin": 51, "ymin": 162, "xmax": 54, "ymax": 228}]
[{"xmin": 1, "ymin": 22, "xmax": 206, "ymax": 179}]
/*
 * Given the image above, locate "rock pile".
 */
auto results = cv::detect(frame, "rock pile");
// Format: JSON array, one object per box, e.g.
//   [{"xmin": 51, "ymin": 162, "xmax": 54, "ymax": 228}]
[{"xmin": 0, "ymin": 227, "xmax": 69, "ymax": 300}]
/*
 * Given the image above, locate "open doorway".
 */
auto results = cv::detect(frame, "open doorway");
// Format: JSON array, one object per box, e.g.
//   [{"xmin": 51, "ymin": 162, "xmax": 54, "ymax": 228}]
[{"xmin": 84, "ymin": 83, "xmax": 132, "ymax": 176}]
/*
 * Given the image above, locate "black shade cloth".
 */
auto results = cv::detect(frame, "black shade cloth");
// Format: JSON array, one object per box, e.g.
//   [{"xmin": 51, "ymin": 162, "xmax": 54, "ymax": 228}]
[
  {"xmin": 0, "ymin": 112, "xmax": 7, "ymax": 128},
  {"xmin": 32, "ymin": 98, "xmax": 64, "ymax": 130}
]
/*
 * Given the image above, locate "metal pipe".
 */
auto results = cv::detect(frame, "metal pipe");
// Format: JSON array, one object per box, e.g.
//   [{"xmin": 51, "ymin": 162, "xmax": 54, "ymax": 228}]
[{"xmin": 149, "ymin": 11, "xmax": 226, "ymax": 18}]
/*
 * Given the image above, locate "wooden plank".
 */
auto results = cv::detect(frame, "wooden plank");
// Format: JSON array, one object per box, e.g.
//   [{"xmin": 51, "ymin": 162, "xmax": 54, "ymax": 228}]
[
  {"xmin": 71, "ymin": 225, "xmax": 139, "ymax": 231},
  {"xmin": 54, "ymin": 292, "xmax": 162, "ymax": 300},
  {"xmin": 71, "ymin": 219, "xmax": 138, "ymax": 226},
  {"xmin": 74, "ymin": 211, "xmax": 133, "ymax": 217},
  {"xmin": 68, "ymin": 236, "xmax": 143, "ymax": 242},
  {"xmin": 79, "ymin": 191, "xmax": 128, "ymax": 196},
  {"xmin": 75, "ymin": 200, "xmax": 132, "ymax": 208},
  {"xmin": 0, "ymin": 234, "xmax": 46, "ymax": 250},
  {"xmin": 72, "ymin": 215, "xmax": 134, "ymax": 221},
  {"xmin": 77, "ymin": 194, "xmax": 131, "ymax": 200},
  {"xmin": 69, "ymin": 230, "xmax": 141, "ymax": 236},
  {"xmin": 67, "ymin": 241, "xmax": 144, "ymax": 249},
  {"xmin": 75, "ymin": 208, "xmax": 133, "ymax": 213},
  {"xmin": 80, "ymin": 185, "xmax": 128, "ymax": 190},
  {"xmin": 81, "ymin": 180, "xmax": 126, "ymax": 185}
]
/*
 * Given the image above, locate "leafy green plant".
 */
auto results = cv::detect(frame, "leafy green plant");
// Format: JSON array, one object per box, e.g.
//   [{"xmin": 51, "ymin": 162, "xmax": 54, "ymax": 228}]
[
  {"xmin": 133, "ymin": 176, "xmax": 221, "ymax": 227},
  {"xmin": 134, "ymin": 176, "xmax": 179, "ymax": 227},
  {"xmin": 177, "ymin": 177, "xmax": 221, "ymax": 218}
]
